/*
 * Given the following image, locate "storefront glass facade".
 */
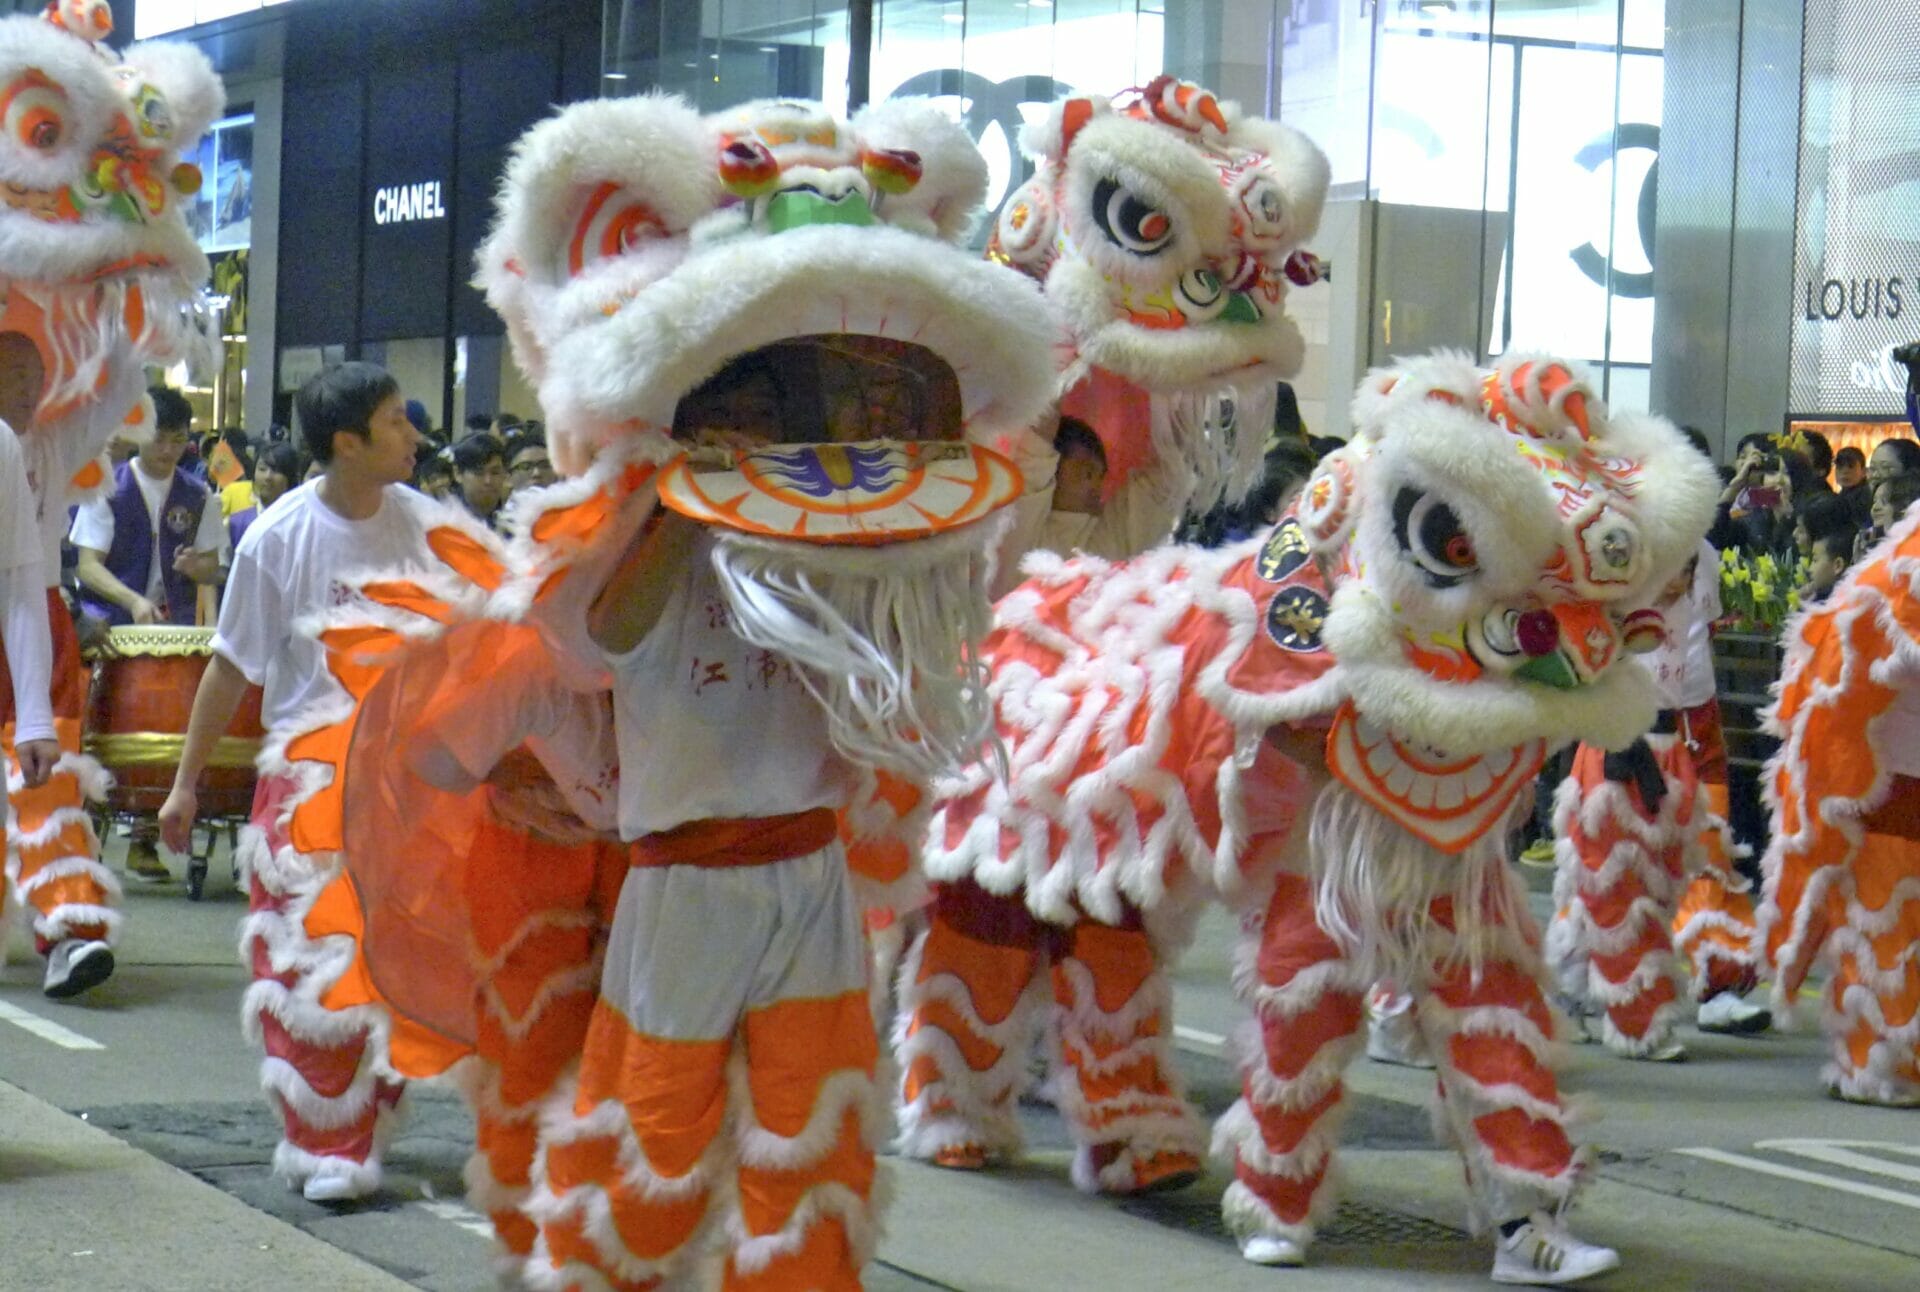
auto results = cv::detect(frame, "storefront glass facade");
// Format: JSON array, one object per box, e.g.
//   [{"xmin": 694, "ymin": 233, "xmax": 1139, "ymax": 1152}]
[{"xmin": 604, "ymin": 1, "xmax": 1667, "ymax": 425}]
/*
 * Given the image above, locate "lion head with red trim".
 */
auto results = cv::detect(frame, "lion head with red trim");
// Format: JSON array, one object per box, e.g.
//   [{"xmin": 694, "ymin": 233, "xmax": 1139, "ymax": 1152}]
[
  {"xmin": 474, "ymin": 94, "xmax": 1058, "ymax": 480},
  {"xmin": 0, "ymin": 9, "xmax": 221, "ymax": 445},
  {"xmin": 1298, "ymin": 352, "xmax": 1718, "ymax": 758},
  {"xmin": 988, "ymin": 76, "xmax": 1329, "ymax": 397}
]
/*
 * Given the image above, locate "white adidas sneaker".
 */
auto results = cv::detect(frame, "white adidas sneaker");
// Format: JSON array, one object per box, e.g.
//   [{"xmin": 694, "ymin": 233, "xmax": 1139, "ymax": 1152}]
[
  {"xmin": 43, "ymin": 938, "xmax": 114, "ymax": 999},
  {"xmin": 1239, "ymin": 1233, "xmax": 1306, "ymax": 1267},
  {"xmin": 1491, "ymin": 1212, "xmax": 1620, "ymax": 1285},
  {"xmin": 1697, "ymin": 991, "xmax": 1771, "ymax": 1035}
]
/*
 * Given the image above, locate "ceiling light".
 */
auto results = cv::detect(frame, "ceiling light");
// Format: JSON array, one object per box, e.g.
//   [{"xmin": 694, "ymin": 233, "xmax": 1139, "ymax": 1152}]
[
  {"xmin": 942, "ymin": 13, "xmax": 964, "ymax": 21},
  {"xmin": 603, "ymin": 72, "xmax": 628, "ymax": 80}
]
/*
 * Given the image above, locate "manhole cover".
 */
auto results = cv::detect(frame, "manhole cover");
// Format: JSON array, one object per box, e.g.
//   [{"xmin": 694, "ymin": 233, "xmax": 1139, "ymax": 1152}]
[{"xmin": 1121, "ymin": 1192, "xmax": 1470, "ymax": 1247}]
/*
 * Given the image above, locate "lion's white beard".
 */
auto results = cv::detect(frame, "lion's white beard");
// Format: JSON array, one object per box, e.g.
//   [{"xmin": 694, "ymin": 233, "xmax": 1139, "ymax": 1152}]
[
  {"xmin": 1307, "ymin": 779, "xmax": 1538, "ymax": 987},
  {"xmin": 707, "ymin": 517, "xmax": 1006, "ymax": 783},
  {"xmin": 1155, "ymin": 380, "xmax": 1276, "ymax": 513},
  {"xmin": 12, "ymin": 276, "xmax": 214, "ymax": 414}
]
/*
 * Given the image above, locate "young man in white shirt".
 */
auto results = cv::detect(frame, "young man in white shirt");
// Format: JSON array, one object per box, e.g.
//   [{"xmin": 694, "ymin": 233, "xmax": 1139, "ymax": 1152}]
[{"xmin": 160, "ymin": 362, "xmax": 429, "ymax": 1203}]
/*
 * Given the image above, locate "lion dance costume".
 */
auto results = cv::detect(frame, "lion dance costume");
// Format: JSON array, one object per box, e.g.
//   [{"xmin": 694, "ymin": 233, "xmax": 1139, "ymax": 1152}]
[
  {"xmin": 1546, "ymin": 543, "xmax": 1762, "ymax": 1059},
  {"xmin": 267, "ymin": 95, "xmax": 1058, "ymax": 1288},
  {"xmin": 902, "ymin": 352, "xmax": 1717, "ymax": 1281},
  {"xmin": 1760, "ymin": 503, "xmax": 1920, "ymax": 1106},
  {"xmin": 888, "ymin": 78, "xmax": 1332, "ymax": 1193},
  {"xmin": 0, "ymin": 4, "xmax": 219, "ymax": 993}
]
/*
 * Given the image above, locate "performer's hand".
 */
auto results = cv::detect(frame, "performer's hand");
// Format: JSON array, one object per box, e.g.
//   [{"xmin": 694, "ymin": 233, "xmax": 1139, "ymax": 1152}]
[
  {"xmin": 129, "ymin": 596, "xmax": 160, "ymax": 625},
  {"xmin": 158, "ymin": 784, "xmax": 198, "ymax": 854},
  {"xmin": 173, "ymin": 547, "xmax": 220, "ymax": 584},
  {"xmin": 15, "ymin": 739, "xmax": 59, "ymax": 789}
]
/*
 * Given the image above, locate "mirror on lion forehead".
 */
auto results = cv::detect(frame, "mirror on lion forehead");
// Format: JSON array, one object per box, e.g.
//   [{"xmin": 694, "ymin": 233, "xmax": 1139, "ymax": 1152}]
[{"xmin": 670, "ymin": 334, "xmax": 962, "ymax": 451}]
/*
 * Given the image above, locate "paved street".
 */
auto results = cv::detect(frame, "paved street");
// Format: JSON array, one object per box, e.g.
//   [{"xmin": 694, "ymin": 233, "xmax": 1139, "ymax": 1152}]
[{"xmin": 3, "ymin": 835, "xmax": 1919, "ymax": 1290}]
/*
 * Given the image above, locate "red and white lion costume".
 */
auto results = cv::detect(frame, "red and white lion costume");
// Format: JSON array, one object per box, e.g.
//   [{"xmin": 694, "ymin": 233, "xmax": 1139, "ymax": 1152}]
[
  {"xmin": 0, "ymin": 4, "xmax": 219, "ymax": 989},
  {"xmin": 988, "ymin": 75, "xmax": 1328, "ymax": 512},
  {"xmin": 262, "ymin": 94, "xmax": 1059, "ymax": 1289},
  {"xmin": 896, "ymin": 353, "xmax": 1717, "ymax": 1275}
]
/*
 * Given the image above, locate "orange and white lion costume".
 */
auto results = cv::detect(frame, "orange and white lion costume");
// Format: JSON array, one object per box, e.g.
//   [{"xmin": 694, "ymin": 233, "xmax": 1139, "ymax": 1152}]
[
  {"xmin": 0, "ymin": 4, "xmax": 219, "ymax": 992},
  {"xmin": 1760, "ymin": 506, "xmax": 1920, "ymax": 1106},
  {"xmin": 896, "ymin": 353, "xmax": 1718, "ymax": 1280},
  {"xmin": 265, "ymin": 94, "xmax": 1058, "ymax": 1289}
]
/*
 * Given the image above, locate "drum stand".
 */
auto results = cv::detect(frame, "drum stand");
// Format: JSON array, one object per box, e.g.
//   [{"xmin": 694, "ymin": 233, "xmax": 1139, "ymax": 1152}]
[{"xmin": 89, "ymin": 807, "xmax": 242, "ymax": 901}]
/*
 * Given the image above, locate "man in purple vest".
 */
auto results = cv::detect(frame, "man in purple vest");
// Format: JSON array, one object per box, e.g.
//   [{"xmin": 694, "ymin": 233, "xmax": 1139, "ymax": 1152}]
[
  {"xmin": 70, "ymin": 385, "xmax": 226, "ymax": 880},
  {"xmin": 71, "ymin": 386, "xmax": 226, "ymax": 629}
]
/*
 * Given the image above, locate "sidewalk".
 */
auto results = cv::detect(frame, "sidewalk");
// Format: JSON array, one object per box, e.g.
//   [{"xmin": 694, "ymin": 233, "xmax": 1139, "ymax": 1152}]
[{"xmin": 0, "ymin": 1077, "xmax": 411, "ymax": 1292}]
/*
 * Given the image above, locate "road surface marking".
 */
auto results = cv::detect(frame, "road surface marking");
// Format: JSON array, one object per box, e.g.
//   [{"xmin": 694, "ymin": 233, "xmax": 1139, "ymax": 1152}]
[
  {"xmin": 1676, "ymin": 1147, "xmax": 1920, "ymax": 1209},
  {"xmin": 1174, "ymin": 1024, "xmax": 1226, "ymax": 1055},
  {"xmin": 0, "ymin": 1000, "xmax": 105, "ymax": 1051},
  {"xmin": 417, "ymin": 1199, "xmax": 494, "ymax": 1239},
  {"xmin": 1757, "ymin": 1139, "xmax": 1920, "ymax": 1187}
]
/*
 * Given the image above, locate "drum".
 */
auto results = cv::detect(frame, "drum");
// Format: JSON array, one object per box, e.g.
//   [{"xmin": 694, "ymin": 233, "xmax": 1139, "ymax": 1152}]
[{"xmin": 84, "ymin": 625, "xmax": 266, "ymax": 819}]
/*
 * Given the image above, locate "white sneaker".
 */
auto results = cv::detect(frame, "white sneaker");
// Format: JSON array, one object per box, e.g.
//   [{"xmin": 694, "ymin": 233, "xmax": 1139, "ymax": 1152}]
[
  {"xmin": 1697, "ymin": 992, "xmax": 1771, "ymax": 1035},
  {"xmin": 43, "ymin": 938, "xmax": 114, "ymax": 999},
  {"xmin": 1366, "ymin": 996, "xmax": 1436, "ymax": 1069},
  {"xmin": 301, "ymin": 1164, "xmax": 377, "ymax": 1203},
  {"xmin": 1491, "ymin": 1212, "xmax": 1620, "ymax": 1285},
  {"xmin": 1641, "ymin": 1040, "xmax": 1688, "ymax": 1063},
  {"xmin": 1552, "ymin": 993, "xmax": 1598, "ymax": 1045},
  {"xmin": 1240, "ymin": 1233, "xmax": 1306, "ymax": 1267}
]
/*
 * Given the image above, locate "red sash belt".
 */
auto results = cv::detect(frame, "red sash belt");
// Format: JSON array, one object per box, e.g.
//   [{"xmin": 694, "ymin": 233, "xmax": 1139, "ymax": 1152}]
[
  {"xmin": 1864, "ymin": 775, "xmax": 1920, "ymax": 842},
  {"xmin": 628, "ymin": 807, "xmax": 839, "ymax": 870}
]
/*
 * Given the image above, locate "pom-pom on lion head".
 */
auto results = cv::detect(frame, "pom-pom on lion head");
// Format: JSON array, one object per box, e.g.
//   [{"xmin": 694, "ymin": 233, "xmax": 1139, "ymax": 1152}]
[
  {"xmin": 0, "ymin": 10, "xmax": 221, "ymax": 466},
  {"xmin": 988, "ymin": 76, "xmax": 1329, "ymax": 396},
  {"xmin": 1301, "ymin": 351, "xmax": 1719, "ymax": 756},
  {"xmin": 474, "ymin": 93, "xmax": 1058, "ymax": 477}
]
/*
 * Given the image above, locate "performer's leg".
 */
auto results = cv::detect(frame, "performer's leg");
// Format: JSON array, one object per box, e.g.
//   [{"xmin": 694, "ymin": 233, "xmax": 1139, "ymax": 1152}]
[
  {"xmin": 1824, "ymin": 828, "xmax": 1920, "ymax": 1106},
  {"xmin": 7, "ymin": 719, "xmax": 119, "ymax": 995},
  {"xmin": 1670, "ymin": 703, "xmax": 1767, "ymax": 1023},
  {"xmin": 525, "ymin": 859, "xmax": 777, "ymax": 1291},
  {"xmin": 894, "ymin": 877, "xmax": 1050, "ymax": 1168},
  {"xmin": 3, "ymin": 596, "xmax": 118, "ymax": 997},
  {"xmin": 238, "ymin": 773, "xmax": 406, "ymax": 1199},
  {"xmin": 1422, "ymin": 913, "xmax": 1617, "ymax": 1285},
  {"xmin": 1547, "ymin": 744, "xmax": 1688, "ymax": 1059},
  {"xmin": 465, "ymin": 822, "xmax": 627, "ymax": 1275},
  {"xmin": 1216, "ymin": 872, "xmax": 1368, "ymax": 1265},
  {"xmin": 1048, "ymin": 911, "xmax": 1204, "ymax": 1194},
  {"xmin": 728, "ymin": 853, "xmax": 877, "ymax": 1291}
]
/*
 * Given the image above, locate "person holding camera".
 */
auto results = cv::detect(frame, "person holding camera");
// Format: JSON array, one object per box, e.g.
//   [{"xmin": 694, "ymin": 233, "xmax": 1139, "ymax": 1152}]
[{"xmin": 1710, "ymin": 433, "xmax": 1800, "ymax": 555}]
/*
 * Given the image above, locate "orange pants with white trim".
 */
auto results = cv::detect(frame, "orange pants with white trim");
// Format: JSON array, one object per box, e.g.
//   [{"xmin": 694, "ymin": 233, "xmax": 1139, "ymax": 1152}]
[
  {"xmin": 240, "ymin": 772, "xmax": 406, "ymax": 1188},
  {"xmin": 461, "ymin": 815, "xmax": 629, "ymax": 1271},
  {"xmin": 1547, "ymin": 736, "xmax": 1695, "ymax": 1056},
  {"xmin": 894, "ymin": 877, "xmax": 1204, "ymax": 1194},
  {"xmin": 2, "ymin": 591, "xmax": 117, "ymax": 956},
  {"xmin": 1218, "ymin": 873, "xmax": 1579, "ymax": 1246},
  {"xmin": 1824, "ymin": 783, "xmax": 1920, "ymax": 1104},
  {"xmin": 524, "ymin": 825, "xmax": 880, "ymax": 1292},
  {"xmin": 1666, "ymin": 699, "xmax": 1760, "ymax": 1000}
]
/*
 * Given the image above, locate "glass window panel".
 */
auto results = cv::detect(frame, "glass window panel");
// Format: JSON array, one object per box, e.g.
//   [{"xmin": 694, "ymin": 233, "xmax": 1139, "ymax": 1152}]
[
  {"xmin": 1371, "ymin": 28, "xmax": 1496, "ymax": 210},
  {"xmin": 1279, "ymin": 0, "xmax": 1375, "ymax": 187},
  {"xmin": 1504, "ymin": 43, "xmax": 1622, "ymax": 361}
]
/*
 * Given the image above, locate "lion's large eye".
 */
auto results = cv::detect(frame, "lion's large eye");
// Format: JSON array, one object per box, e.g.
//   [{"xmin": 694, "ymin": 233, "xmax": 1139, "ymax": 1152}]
[
  {"xmin": 3, "ymin": 74, "xmax": 69, "ymax": 153},
  {"xmin": 1091, "ymin": 176, "xmax": 1174, "ymax": 255},
  {"xmin": 1392, "ymin": 486, "xmax": 1478, "ymax": 586}
]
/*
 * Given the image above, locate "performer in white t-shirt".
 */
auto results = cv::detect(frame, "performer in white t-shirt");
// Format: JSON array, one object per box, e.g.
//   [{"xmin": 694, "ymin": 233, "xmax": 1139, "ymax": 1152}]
[{"xmin": 160, "ymin": 362, "xmax": 431, "ymax": 1203}]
